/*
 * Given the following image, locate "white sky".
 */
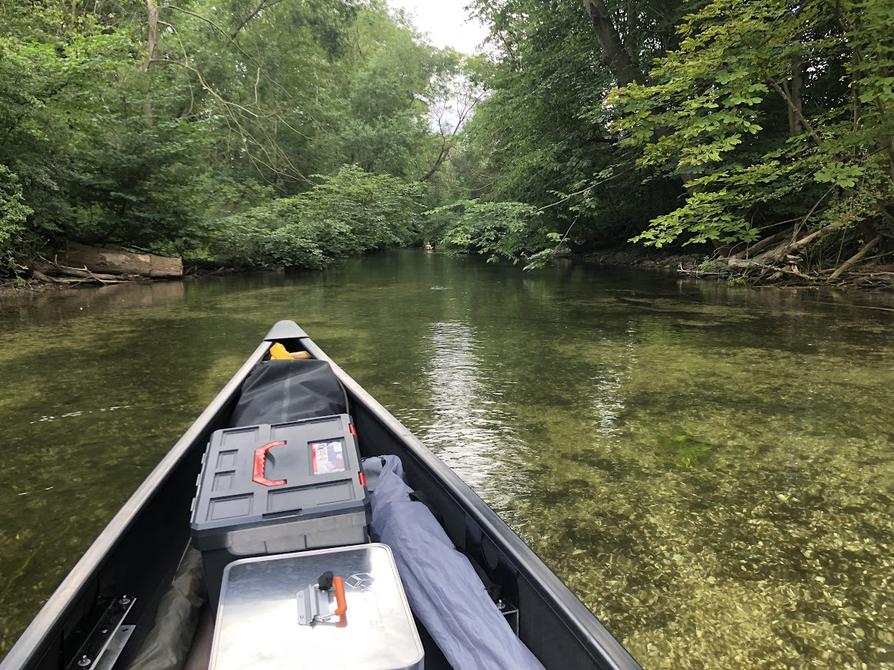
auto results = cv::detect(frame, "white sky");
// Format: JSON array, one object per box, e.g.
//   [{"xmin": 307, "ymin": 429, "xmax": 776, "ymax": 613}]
[{"xmin": 388, "ymin": 0, "xmax": 489, "ymax": 54}]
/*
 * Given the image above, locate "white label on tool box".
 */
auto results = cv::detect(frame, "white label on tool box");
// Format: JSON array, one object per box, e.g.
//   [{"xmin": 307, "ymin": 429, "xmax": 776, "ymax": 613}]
[{"xmin": 310, "ymin": 439, "xmax": 347, "ymax": 474}]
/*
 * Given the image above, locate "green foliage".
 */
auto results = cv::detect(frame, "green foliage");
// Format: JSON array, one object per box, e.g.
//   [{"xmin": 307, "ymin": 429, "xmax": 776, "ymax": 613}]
[
  {"xmin": 291, "ymin": 165, "xmax": 424, "ymax": 255},
  {"xmin": 441, "ymin": 0, "xmax": 893, "ymax": 272},
  {"xmin": 452, "ymin": 0, "xmax": 693, "ymax": 247},
  {"xmin": 426, "ymin": 201, "xmax": 546, "ymax": 263},
  {"xmin": 0, "ymin": 0, "xmax": 459, "ymax": 274},
  {"xmin": 211, "ymin": 166, "xmax": 423, "ymax": 270},
  {"xmin": 2, "ymin": 0, "xmax": 891, "ymax": 277},
  {"xmin": 612, "ymin": 0, "xmax": 894, "ymax": 248},
  {"xmin": 697, "ymin": 257, "xmax": 720, "ymax": 273},
  {"xmin": 0, "ymin": 165, "xmax": 31, "ymax": 270}
]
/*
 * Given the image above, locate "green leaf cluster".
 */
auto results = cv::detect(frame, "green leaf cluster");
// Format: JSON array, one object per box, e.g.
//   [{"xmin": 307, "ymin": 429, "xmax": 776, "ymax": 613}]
[
  {"xmin": 0, "ymin": 166, "xmax": 31, "ymax": 271},
  {"xmin": 611, "ymin": 0, "xmax": 894, "ymax": 248},
  {"xmin": 425, "ymin": 200, "xmax": 546, "ymax": 263}
]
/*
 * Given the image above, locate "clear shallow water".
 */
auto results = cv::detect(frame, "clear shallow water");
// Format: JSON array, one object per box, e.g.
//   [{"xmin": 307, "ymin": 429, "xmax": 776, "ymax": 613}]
[{"xmin": 0, "ymin": 250, "xmax": 892, "ymax": 668}]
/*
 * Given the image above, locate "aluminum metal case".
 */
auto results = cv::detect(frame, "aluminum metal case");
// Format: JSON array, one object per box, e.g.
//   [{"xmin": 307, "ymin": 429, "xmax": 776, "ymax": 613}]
[
  {"xmin": 210, "ymin": 544, "xmax": 424, "ymax": 670},
  {"xmin": 190, "ymin": 415, "xmax": 369, "ymax": 607}
]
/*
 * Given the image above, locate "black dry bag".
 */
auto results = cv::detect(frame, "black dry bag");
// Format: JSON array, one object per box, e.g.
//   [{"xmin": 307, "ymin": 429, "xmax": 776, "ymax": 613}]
[{"xmin": 229, "ymin": 359, "xmax": 347, "ymax": 427}]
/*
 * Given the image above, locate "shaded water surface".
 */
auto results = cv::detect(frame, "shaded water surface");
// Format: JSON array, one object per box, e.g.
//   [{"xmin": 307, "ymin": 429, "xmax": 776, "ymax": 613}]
[{"xmin": 1, "ymin": 250, "xmax": 892, "ymax": 668}]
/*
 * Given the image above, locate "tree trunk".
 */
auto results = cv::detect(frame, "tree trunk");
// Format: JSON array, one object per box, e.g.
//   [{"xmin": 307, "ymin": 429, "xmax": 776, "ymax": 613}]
[
  {"xmin": 144, "ymin": 0, "xmax": 159, "ymax": 72},
  {"xmin": 787, "ymin": 60, "xmax": 804, "ymax": 135},
  {"xmin": 581, "ymin": 0, "xmax": 643, "ymax": 86},
  {"xmin": 754, "ymin": 222, "xmax": 837, "ymax": 264},
  {"xmin": 33, "ymin": 260, "xmax": 132, "ymax": 282},
  {"xmin": 143, "ymin": 0, "xmax": 159, "ymax": 122}
]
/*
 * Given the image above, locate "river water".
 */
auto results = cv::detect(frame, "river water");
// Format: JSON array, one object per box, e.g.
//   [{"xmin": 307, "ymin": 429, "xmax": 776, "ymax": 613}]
[{"xmin": 0, "ymin": 250, "xmax": 892, "ymax": 668}]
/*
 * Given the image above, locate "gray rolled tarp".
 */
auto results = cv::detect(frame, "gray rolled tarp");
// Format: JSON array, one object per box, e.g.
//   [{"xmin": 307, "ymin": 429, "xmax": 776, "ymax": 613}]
[
  {"xmin": 127, "ymin": 547, "xmax": 205, "ymax": 670},
  {"xmin": 362, "ymin": 455, "xmax": 545, "ymax": 670}
]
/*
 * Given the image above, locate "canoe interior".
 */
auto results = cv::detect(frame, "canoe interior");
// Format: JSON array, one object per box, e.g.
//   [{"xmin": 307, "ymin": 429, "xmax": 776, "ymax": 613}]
[{"xmin": 3, "ymin": 323, "xmax": 640, "ymax": 670}]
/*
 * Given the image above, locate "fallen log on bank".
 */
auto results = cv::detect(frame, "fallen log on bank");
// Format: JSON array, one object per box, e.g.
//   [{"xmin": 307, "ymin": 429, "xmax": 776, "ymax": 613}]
[
  {"xmin": 30, "ymin": 243, "xmax": 183, "ymax": 285},
  {"xmin": 63, "ymin": 242, "xmax": 183, "ymax": 278}
]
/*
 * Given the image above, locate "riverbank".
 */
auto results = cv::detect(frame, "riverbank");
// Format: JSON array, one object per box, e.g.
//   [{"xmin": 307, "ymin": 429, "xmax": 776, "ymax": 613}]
[
  {"xmin": 579, "ymin": 246, "xmax": 703, "ymax": 273},
  {"xmin": 578, "ymin": 245, "xmax": 894, "ymax": 290},
  {"xmin": 0, "ymin": 257, "xmax": 240, "ymax": 295},
  {"xmin": 5, "ymin": 243, "xmax": 894, "ymax": 293}
]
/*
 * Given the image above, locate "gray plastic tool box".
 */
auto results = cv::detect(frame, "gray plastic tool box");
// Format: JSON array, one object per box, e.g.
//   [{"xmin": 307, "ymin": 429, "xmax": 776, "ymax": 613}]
[
  {"xmin": 190, "ymin": 415, "xmax": 369, "ymax": 607},
  {"xmin": 210, "ymin": 544, "xmax": 424, "ymax": 670}
]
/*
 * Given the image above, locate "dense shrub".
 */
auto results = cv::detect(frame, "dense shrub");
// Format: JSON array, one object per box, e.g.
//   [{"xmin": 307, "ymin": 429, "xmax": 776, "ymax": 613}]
[
  {"xmin": 209, "ymin": 166, "xmax": 423, "ymax": 270},
  {"xmin": 425, "ymin": 200, "xmax": 548, "ymax": 263},
  {"xmin": 261, "ymin": 225, "xmax": 328, "ymax": 270},
  {"xmin": 0, "ymin": 165, "xmax": 31, "ymax": 271}
]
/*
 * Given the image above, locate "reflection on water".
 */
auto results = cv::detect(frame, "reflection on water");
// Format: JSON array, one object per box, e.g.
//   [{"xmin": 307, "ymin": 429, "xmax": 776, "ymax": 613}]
[
  {"xmin": 587, "ymin": 329, "xmax": 636, "ymax": 438},
  {"xmin": 0, "ymin": 250, "xmax": 892, "ymax": 669},
  {"xmin": 416, "ymin": 321, "xmax": 520, "ymax": 507}
]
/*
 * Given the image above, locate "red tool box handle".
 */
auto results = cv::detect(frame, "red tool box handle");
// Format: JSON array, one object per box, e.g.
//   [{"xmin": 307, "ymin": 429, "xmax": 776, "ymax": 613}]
[
  {"xmin": 252, "ymin": 440, "xmax": 287, "ymax": 486},
  {"xmin": 332, "ymin": 576, "xmax": 347, "ymax": 616}
]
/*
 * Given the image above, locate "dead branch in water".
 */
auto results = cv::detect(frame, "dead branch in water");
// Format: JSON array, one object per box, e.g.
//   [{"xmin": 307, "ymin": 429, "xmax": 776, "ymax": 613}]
[{"xmin": 35, "ymin": 257, "xmax": 135, "ymax": 284}]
